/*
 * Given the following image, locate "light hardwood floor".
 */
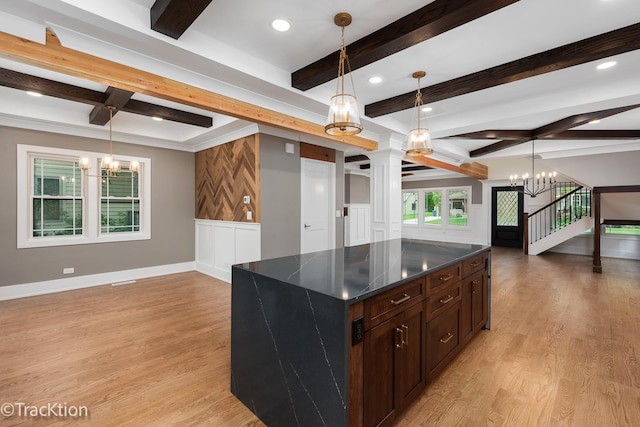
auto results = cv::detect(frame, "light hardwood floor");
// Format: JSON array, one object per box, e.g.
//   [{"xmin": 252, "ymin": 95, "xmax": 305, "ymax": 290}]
[{"xmin": 1, "ymin": 248, "xmax": 638, "ymax": 426}]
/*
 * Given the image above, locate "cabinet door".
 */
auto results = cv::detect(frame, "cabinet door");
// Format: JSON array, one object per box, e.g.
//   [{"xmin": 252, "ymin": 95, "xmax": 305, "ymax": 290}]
[
  {"xmin": 394, "ymin": 302, "xmax": 425, "ymax": 409},
  {"xmin": 363, "ymin": 314, "xmax": 398, "ymax": 427},
  {"xmin": 460, "ymin": 274, "xmax": 474, "ymax": 344},
  {"xmin": 363, "ymin": 302, "xmax": 425, "ymax": 427},
  {"xmin": 472, "ymin": 271, "xmax": 488, "ymax": 332}
]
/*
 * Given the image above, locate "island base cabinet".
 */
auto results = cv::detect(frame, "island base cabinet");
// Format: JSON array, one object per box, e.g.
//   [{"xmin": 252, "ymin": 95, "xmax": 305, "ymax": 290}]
[
  {"xmin": 363, "ymin": 301, "xmax": 425, "ymax": 427},
  {"xmin": 461, "ymin": 270, "xmax": 489, "ymax": 344},
  {"xmin": 426, "ymin": 302, "xmax": 461, "ymax": 379}
]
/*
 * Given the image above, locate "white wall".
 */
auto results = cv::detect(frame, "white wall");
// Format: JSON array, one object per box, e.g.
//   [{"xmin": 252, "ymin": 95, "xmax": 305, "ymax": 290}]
[{"xmin": 195, "ymin": 219, "xmax": 261, "ymax": 283}]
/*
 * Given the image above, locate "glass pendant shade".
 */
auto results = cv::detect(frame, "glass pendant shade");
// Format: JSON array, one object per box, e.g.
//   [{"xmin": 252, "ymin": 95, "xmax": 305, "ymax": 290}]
[
  {"xmin": 325, "ymin": 93, "xmax": 362, "ymax": 136},
  {"xmin": 325, "ymin": 13, "xmax": 362, "ymax": 136},
  {"xmin": 406, "ymin": 127, "xmax": 433, "ymax": 155}
]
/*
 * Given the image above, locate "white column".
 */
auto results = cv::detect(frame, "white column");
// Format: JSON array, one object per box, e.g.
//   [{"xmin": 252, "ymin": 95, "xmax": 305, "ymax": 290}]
[{"xmin": 368, "ymin": 136, "xmax": 405, "ymax": 242}]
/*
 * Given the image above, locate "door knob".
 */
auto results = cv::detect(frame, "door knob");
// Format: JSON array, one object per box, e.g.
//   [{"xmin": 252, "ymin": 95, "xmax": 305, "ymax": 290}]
[{"xmin": 304, "ymin": 224, "xmax": 311, "ymax": 228}]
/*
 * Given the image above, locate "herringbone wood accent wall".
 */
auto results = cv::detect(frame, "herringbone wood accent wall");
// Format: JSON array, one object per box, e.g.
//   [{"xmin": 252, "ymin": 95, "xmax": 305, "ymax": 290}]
[{"xmin": 195, "ymin": 134, "xmax": 260, "ymax": 222}]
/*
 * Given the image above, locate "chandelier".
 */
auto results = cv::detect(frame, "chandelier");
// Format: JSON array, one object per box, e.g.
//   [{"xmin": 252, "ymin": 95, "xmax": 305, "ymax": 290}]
[
  {"xmin": 509, "ymin": 138, "xmax": 557, "ymax": 197},
  {"xmin": 325, "ymin": 12, "xmax": 362, "ymax": 136},
  {"xmin": 80, "ymin": 106, "xmax": 139, "ymax": 177},
  {"xmin": 405, "ymin": 71, "xmax": 433, "ymax": 155}
]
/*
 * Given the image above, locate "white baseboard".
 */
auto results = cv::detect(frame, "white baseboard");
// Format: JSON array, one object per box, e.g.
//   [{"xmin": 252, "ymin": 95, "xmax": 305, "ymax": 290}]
[
  {"xmin": 0, "ymin": 262, "xmax": 196, "ymax": 301},
  {"xmin": 195, "ymin": 262, "xmax": 231, "ymax": 284}
]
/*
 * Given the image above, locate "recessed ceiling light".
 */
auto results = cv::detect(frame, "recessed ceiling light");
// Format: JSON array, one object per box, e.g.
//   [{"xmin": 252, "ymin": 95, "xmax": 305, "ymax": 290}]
[
  {"xmin": 596, "ymin": 61, "xmax": 617, "ymax": 70},
  {"xmin": 421, "ymin": 106, "xmax": 433, "ymax": 113},
  {"xmin": 368, "ymin": 76, "xmax": 382, "ymax": 84},
  {"xmin": 26, "ymin": 91, "xmax": 42, "ymax": 97},
  {"xmin": 271, "ymin": 19, "xmax": 291, "ymax": 32},
  {"xmin": 152, "ymin": 116, "xmax": 163, "ymax": 121},
  {"xmin": 588, "ymin": 120, "xmax": 600, "ymax": 124}
]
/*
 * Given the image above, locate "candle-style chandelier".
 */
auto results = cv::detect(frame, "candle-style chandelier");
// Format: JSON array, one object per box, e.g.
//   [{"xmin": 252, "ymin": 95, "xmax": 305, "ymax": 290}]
[{"xmin": 509, "ymin": 138, "xmax": 557, "ymax": 198}]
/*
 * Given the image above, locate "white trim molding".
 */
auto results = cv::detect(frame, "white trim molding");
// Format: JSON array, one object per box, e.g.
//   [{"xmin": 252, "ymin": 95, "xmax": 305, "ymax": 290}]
[{"xmin": 0, "ymin": 262, "xmax": 195, "ymax": 301}]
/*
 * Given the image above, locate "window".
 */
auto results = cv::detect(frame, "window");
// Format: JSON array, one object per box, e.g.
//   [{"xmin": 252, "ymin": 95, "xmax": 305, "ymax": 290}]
[
  {"xmin": 402, "ymin": 186, "xmax": 471, "ymax": 230},
  {"xmin": 17, "ymin": 145, "xmax": 151, "ymax": 248},
  {"xmin": 447, "ymin": 189, "xmax": 468, "ymax": 227},
  {"xmin": 424, "ymin": 191, "xmax": 441, "ymax": 225},
  {"xmin": 403, "ymin": 192, "xmax": 418, "ymax": 224},
  {"xmin": 604, "ymin": 225, "xmax": 640, "ymax": 236},
  {"xmin": 32, "ymin": 158, "xmax": 84, "ymax": 237}
]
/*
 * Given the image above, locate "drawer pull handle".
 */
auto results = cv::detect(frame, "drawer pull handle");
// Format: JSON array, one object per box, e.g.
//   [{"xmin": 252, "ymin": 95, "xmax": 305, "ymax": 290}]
[
  {"xmin": 472, "ymin": 280, "xmax": 480, "ymax": 285},
  {"xmin": 439, "ymin": 273, "xmax": 454, "ymax": 283},
  {"xmin": 470, "ymin": 261, "xmax": 482, "ymax": 267},
  {"xmin": 390, "ymin": 294, "xmax": 411, "ymax": 305},
  {"xmin": 395, "ymin": 327, "xmax": 404, "ymax": 349},
  {"xmin": 440, "ymin": 332, "xmax": 454, "ymax": 344},
  {"xmin": 439, "ymin": 295, "xmax": 454, "ymax": 304}
]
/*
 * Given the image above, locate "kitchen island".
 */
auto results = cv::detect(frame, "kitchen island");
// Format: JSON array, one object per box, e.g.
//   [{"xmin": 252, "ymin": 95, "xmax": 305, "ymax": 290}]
[{"xmin": 231, "ymin": 238, "xmax": 491, "ymax": 427}]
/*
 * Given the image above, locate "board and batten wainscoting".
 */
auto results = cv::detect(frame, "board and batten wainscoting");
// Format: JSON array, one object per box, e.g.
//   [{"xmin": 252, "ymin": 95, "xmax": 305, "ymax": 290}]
[
  {"xmin": 344, "ymin": 203, "xmax": 371, "ymax": 247},
  {"xmin": 195, "ymin": 219, "xmax": 261, "ymax": 283}
]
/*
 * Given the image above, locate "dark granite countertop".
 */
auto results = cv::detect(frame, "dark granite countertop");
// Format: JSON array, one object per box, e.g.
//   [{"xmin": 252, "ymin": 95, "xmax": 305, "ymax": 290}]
[{"xmin": 234, "ymin": 238, "xmax": 490, "ymax": 303}]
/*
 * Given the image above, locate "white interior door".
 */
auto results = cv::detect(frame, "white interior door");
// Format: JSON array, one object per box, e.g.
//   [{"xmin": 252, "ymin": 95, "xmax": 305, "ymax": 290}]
[{"xmin": 301, "ymin": 158, "xmax": 335, "ymax": 254}]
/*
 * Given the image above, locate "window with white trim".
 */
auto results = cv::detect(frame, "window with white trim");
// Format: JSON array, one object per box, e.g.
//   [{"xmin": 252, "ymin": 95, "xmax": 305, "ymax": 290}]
[
  {"xmin": 402, "ymin": 186, "xmax": 471, "ymax": 230},
  {"xmin": 17, "ymin": 145, "xmax": 151, "ymax": 248}
]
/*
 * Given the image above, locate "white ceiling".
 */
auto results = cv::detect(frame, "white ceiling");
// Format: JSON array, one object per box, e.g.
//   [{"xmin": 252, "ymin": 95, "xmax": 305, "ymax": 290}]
[{"xmin": 1, "ymin": 0, "xmax": 639, "ymax": 184}]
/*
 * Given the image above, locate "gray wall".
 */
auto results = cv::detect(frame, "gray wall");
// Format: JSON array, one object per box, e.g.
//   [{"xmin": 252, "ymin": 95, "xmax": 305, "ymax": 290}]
[
  {"xmin": 0, "ymin": 126, "xmax": 195, "ymax": 286},
  {"xmin": 259, "ymin": 134, "xmax": 301, "ymax": 259},
  {"xmin": 403, "ymin": 177, "xmax": 483, "ymax": 204},
  {"xmin": 345, "ymin": 174, "xmax": 370, "ymax": 204},
  {"xmin": 259, "ymin": 134, "xmax": 345, "ymax": 260}
]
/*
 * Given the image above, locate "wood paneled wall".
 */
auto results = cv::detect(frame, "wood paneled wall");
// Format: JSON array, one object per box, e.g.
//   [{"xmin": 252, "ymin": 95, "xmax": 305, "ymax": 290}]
[{"xmin": 195, "ymin": 135, "xmax": 260, "ymax": 222}]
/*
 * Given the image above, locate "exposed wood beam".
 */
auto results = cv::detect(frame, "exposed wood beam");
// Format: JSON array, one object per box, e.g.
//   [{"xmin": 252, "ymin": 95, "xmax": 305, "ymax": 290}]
[
  {"xmin": 470, "ymin": 138, "xmax": 530, "ymax": 158},
  {"xmin": 345, "ymin": 154, "xmax": 369, "ymax": 163},
  {"xmin": 0, "ymin": 67, "xmax": 213, "ymax": 127},
  {"xmin": 405, "ymin": 154, "xmax": 488, "ymax": 180},
  {"xmin": 541, "ymin": 130, "xmax": 640, "ymax": 140},
  {"xmin": 469, "ymin": 103, "xmax": 640, "ymax": 157},
  {"xmin": 0, "ymin": 30, "xmax": 376, "ymax": 151},
  {"xmin": 0, "ymin": 66, "xmax": 103, "ymax": 104},
  {"xmin": 120, "ymin": 99, "xmax": 213, "ymax": 127},
  {"xmin": 89, "ymin": 86, "xmax": 133, "ymax": 125},
  {"xmin": 593, "ymin": 185, "xmax": 640, "ymax": 194},
  {"xmin": 150, "ymin": 0, "xmax": 213, "ymax": 39},
  {"xmin": 443, "ymin": 130, "xmax": 534, "ymax": 140},
  {"xmin": 291, "ymin": 0, "xmax": 519, "ymax": 91},
  {"xmin": 365, "ymin": 22, "xmax": 640, "ymax": 117}
]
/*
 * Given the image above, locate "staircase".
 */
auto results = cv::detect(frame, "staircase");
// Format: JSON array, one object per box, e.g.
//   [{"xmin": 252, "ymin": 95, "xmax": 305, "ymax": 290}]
[{"xmin": 525, "ymin": 184, "xmax": 592, "ymax": 255}]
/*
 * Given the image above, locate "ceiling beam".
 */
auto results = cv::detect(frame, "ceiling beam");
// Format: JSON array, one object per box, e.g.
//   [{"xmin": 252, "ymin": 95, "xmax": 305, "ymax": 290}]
[
  {"xmin": 345, "ymin": 154, "xmax": 369, "ymax": 163},
  {"xmin": 0, "ymin": 67, "xmax": 213, "ymax": 127},
  {"xmin": 0, "ymin": 66, "xmax": 103, "ymax": 104},
  {"xmin": 469, "ymin": 103, "xmax": 640, "ymax": 157},
  {"xmin": 365, "ymin": 22, "xmax": 640, "ymax": 117},
  {"xmin": 541, "ymin": 130, "xmax": 640, "ymax": 140},
  {"xmin": 442, "ymin": 130, "xmax": 534, "ymax": 140},
  {"xmin": 89, "ymin": 86, "xmax": 133, "ymax": 125},
  {"xmin": 0, "ymin": 30, "xmax": 376, "ymax": 150},
  {"xmin": 150, "ymin": 0, "xmax": 213, "ymax": 39},
  {"xmin": 291, "ymin": 0, "xmax": 520, "ymax": 91},
  {"xmin": 406, "ymin": 155, "xmax": 488, "ymax": 180}
]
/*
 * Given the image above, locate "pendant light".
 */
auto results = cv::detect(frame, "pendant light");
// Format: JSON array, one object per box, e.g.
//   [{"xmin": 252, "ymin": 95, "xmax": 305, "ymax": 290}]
[
  {"xmin": 325, "ymin": 12, "xmax": 363, "ymax": 136},
  {"xmin": 80, "ymin": 106, "xmax": 139, "ymax": 177},
  {"xmin": 405, "ymin": 71, "xmax": 433, "ymax": 155}
]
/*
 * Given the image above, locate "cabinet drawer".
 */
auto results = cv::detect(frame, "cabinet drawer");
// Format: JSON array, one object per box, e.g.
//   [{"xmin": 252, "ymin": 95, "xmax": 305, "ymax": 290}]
[
  {"xmin": 426, "ymin": 303, "xmax": 461, "ymax": 377},
  {"xmin": 426, "ymin": 263, "xmax": 461, "ymax": 294},
  {"xmin": 462, "ymin": 253, "xmax": 485, "ymax": 278},
  {"xmin": 365, "ymin": 278, "xmax": 425, "ymax": 329},
  {"xmin": 426, "ymin": 281, "xmax": 461, "ymax": 321}
]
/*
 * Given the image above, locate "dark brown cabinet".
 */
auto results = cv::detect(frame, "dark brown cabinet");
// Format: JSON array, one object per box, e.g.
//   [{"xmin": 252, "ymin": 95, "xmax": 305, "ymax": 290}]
[
  {"xmin": 461, "ymin": 254, "xmax": 488, "ymax": 344},
  {"xmin": 363, "ymin": 294, "xmax": 425, "ymax": 427},
  {"xmin": 426, "ymin": 301, "xmax": 461, "ymax": 377}
]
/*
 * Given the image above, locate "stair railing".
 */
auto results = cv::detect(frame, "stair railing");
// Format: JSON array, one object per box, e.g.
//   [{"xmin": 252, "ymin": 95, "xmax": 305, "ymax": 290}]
[{"xmin": 523, "ymin": 185, "xmax": 591, "ymax": 253}]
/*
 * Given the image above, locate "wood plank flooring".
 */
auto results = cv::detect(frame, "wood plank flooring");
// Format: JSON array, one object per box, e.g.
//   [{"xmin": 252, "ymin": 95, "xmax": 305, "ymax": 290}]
[{"xmin": 1, "ymin": 248, "xmax": 638, "ymax": 426}]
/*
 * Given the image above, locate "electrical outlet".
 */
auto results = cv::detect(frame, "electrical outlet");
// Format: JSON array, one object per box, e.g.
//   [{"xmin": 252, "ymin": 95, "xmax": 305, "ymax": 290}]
[
  {"xmin": 247, "ymin": 211, "xmax": 253, "ymax": 220},
  {"xmin": 63, "ymin": 267, "xmax": 74, "ymax": 274}
]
